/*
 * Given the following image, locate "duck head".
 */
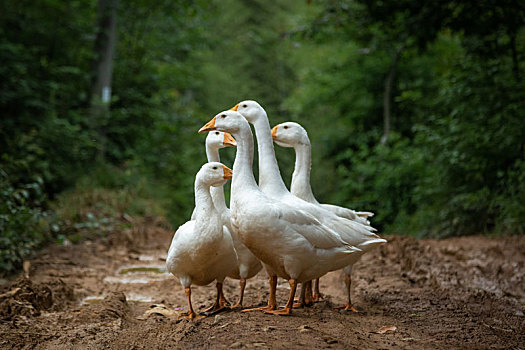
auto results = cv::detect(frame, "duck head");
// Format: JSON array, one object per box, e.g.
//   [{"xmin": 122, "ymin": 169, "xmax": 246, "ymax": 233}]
[
  {"xmin": 230, "ymin": 100, "xmax": 266, "ymax": 124},
  {"xmin": 197, "ymin": 162, "xmax": 233, "ymax": 188},
  {"xmin": 271, "ymin": 121, "xmax": 310, "ymax": 148},
  {"xmin": 206, "ymin": 130, "xmax": 237, "ymax": 149},
  {"xmin": 199, "ymin": 110, "xmax": 250, "ymax": 135}
]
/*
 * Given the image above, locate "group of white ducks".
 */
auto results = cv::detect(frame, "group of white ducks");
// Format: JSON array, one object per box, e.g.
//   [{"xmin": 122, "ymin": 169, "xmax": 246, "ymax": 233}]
[{"xmin": 166, "ymin": 100, "xmax": 386, "ymax": 319}]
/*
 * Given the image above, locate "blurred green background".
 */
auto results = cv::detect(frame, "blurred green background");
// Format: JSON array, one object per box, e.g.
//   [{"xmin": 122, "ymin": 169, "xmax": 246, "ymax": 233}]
[{"xmin": 1, "ymin": 0, "xmax": 524, "ymax": 275}]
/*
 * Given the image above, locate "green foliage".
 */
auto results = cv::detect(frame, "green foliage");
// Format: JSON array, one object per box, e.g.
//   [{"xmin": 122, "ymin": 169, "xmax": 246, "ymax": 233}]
[
  {"xmin": 412, "ymin": 52, "xmax": 525, "ymax": 235},
  {"xmin": 0, "ymin": 171, "xmax": 55, "ymax": 274},
  {"xmin": 0, "ymin": 0, "xmax": 97, "ymax": 192},
  {"xmin": 0, "ymin": 0, "xmax": 208, "ymax": 274},
  {"xmin": 51, "ymin": 164, "xmax": 168, "ymax": 244},
  {"xmin": 496, "ymin": 159, "xmax": 525, "ymax": 234},
  {"xmin": 287, "ymin": 1, "xmax": 524, "ymax": 236},
  {"xmin": 1, "ymin": 0, "xmax": 524, "ymax": 275}
]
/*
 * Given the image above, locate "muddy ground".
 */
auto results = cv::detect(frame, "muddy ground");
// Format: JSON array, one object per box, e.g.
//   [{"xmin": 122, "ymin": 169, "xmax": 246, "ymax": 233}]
[{"xmin": 1, "ymin": 217, "xmax": 524, "ymax": 349}]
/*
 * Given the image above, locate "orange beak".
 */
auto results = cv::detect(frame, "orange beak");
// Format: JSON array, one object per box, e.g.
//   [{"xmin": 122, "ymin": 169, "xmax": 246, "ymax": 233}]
[
  {"xmin": 222, "ymin": 165, "xmax": 233, "ymax": 180},
  {"xmin": 223, "ymin": 132, "xmax": 237, "ymax": 147},
  {"xmin": 271, "ymin": 124, "xmax": 279, "ymax": 140},
  {"xmin": 229, "ymin": 104, "xmax": 239, "ymax": 111},
  {"xmin": 199, "ymin": 117, "xmax": 216, "ymax": 133}
]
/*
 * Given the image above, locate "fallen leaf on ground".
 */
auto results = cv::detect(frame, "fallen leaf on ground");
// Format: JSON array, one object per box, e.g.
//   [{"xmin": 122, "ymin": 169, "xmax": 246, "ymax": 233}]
[
  {"xmin": 376, "ymin": 325, "xmax": 397, "ymax": 334},
  {"xmin": 0, "ymin": 287, "xmax": 21, "ymax": 299},
  {"xmin": 138, "ymin": 304, "xmax": 179, "ymax": 319}
]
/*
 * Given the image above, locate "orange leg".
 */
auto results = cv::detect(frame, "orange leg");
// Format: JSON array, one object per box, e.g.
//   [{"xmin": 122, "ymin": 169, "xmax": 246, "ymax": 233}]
[
  {"xmin": 201, "ymin": 282, "xmax": 229, "ymax": 315},
  {"xmin": 312, "ymin": 278, "xmax": 323, "ymax": 302},
  {"xmin": 294, "ymin": 281, "xmax": 307, "ymax": 308},
  {"xmin": 294, "ymin": 281, "xmax": 313, "ymax": 308},
  {"xmin": 334, "ymin": 274, "xmax": 358, "ymax": 312},
  {"xmin": 179, "ymin": 287, "xmax": 203, "ymax": 320},
  {"xmin": 219, "ymin": 283, "xmax": 231, "ymax": 308},
  {"xmin": 243, "ymin": 276, "xmax": 277, "ymax": 312},
  {"xmin": 305, "ymin": 280, "xmax": 314, "ymax": 306},
  {"xmin": 231, "ymin": 278, "xmax": 246, "ymax": 309},
  {"xmin": 264, "ymin": 279, "xmax": 297, "ymax": 316}
]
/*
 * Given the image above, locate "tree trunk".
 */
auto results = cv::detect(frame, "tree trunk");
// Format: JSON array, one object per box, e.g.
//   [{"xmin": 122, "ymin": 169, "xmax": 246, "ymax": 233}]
[
  {"xmin": 90, "ymin": 0, "xmax": 118, "ymax": 159},
  {"xmin": 380, "ymin": 48, "xmax": 402, "ymax": 145}
]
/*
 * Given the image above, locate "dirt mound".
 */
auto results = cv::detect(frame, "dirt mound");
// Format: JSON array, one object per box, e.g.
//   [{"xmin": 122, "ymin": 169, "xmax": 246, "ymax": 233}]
[
  {"xmin": 0, "ymin": 277, "xmax": 76, "ymax": 321},
  {"xmin": 380, "ymin": 235, "xmax": 525, "ymax": 302},
  {"xmin": 76, "ymin": 292, "xmax": 131, "ymax": 324},
  {"xmin": 356, "ymin": 235, "xmax": 525, "ymax": 347},
  {"xmin": 0, "ymin": 229, "xmax": 523, "ymax": 349},
  {"xmin": 0, "ymin": 278, "xmax": 52, "ymax": 320}
]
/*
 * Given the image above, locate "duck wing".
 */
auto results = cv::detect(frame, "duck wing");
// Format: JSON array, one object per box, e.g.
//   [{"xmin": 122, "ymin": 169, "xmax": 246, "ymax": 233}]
[
  {"xmin": 271, "ymin": 202, "xmax": 361, "ymax": 252},
  {"xmin": 320, "ymin": 203, "xmax": 372, "ymax": 225}
]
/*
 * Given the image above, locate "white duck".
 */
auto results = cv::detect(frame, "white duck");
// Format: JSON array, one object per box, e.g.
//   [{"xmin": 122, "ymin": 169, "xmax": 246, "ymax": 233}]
[
  {"xmin": 272, "ymin": 123, "xmax": 373, "ymax": 224},
  {"xmin": 272, "ymin": 121, "xmax": 377, "ymax": 311},
  {"xmin": 195, "ymin": 131, "xmax": 262, "ymax": 308},
  {"xmin": 199, "ymin": 110, "xmax": 363, "ymax": 315},
  {"xmin": 166, "ymin": 162, "xmax": 238, "ymax": 319},
  {"xmin": 231, "ymin": 100, "xmax": 386, "ymax": 308}
]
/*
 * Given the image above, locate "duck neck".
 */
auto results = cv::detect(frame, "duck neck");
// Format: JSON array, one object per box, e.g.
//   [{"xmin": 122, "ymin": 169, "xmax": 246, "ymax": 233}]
[
  {"xmin": 252, "ymin": 114, "xmax": 289, "ymax": 195},
  {"xmin": 205, "ymin": 145, "xmax": 228, "ymax": 213},
  {"xmin": 193, "ymin": 181, "xmax": 220, "ymax": 231},
  {"xmin": 291, "ymin": 141, "xmax": 318, "ymax": 204},
  {"xmin": 231, "ymin": 126, "xmax": 259, "ymax": 196}
]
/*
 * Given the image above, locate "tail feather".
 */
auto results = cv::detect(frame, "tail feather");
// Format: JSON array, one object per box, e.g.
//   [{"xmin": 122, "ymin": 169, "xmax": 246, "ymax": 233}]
[{"xmin": 357, "ymin": 238, "xmax": 387, "ymax": 251}]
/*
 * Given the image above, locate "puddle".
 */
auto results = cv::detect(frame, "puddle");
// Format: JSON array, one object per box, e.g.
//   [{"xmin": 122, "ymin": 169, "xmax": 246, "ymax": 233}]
[
  {"xmin": 80, "ymin": 296, "xmax": 105, "ymax": 305},
  {"xmin": 103, "ymin": 275, "xmax": 169, "ymax": 284},
  {"xmin": 81, "ymin": 293, "xmax": 154, "ymax": 304},
  {"xmin": 103, "ymin": 264, "xmax": 171, "ymax": 284},
  {"xmin": 117, "ymin": 264, "xmax": 168, "ymax": 275},
  {"xmin": 118, "ymin": 266, "xmax": 167, "ymax": 275},
  {"xmin": 137, "ymin": 255, "xmax": 155, "ymax": 262},
  {"xmin": 126, "ymin": 292, "xmax": 154, "ymax": 303}
]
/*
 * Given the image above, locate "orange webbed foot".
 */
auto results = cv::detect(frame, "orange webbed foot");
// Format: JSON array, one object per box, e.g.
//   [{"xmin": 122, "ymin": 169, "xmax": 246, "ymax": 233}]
[
  {"xmin": 200, "ymin": 300, "xmax": 231, "ymax": 316},
  {"xmin": 230, "ymin": 303, "xmax": 243, "ymax": 310},
  {"xmin": 242, "ymin": 305, "xmax": 277, "ymax": 313},
  {"xmin": 201, "ymin": 304, "xmax": 216, "ymax": 314},
  {"xmin": 312, "ymin": 293, "xmax": 323, "ymax": 302},
  {"xmin": 334, "ymin": 303, "xmax": 359, "ymax": 312},
  {"xmin": 264, "ymin": 307, "xmax": 292, "ymax": 316},
  {"xmin": 293, "ymin": 301, "xmax": 313, "ymax": 308}
]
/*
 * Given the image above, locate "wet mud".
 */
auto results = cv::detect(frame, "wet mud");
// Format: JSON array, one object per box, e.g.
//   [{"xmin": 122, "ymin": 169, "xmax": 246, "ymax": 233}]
[{"xmin": 0, "ymin": 220, "xmax": 523, "ymax": 349}]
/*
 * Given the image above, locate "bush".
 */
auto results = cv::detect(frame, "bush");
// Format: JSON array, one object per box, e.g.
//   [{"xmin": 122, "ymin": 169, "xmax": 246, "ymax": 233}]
[{"xmin": 0, "ymin": 171, "xmax": 55, "ymax": 275}]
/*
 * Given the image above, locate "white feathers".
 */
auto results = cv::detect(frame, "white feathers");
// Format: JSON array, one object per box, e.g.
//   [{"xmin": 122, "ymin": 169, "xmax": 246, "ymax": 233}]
[
  {"xmin": 168, "ymin": 100, "xmax": 386, "ymax": 315},
  {"xmin": 166, "ymin": 162, "xmax": 238, "ymax": 288}
]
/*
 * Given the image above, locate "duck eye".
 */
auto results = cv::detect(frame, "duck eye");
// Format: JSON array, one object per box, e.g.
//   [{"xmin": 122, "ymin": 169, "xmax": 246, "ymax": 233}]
[
  {"xmin": 242, "ymin": 104, "xmax": 247, "ymax": 108},
  {"xmin": 215, "ymin": 132, "xmax": 220, "ymax": 135},
  {"xmin": 212, "ymin": 166, "xmax": 217, "ymax": 170},
  {"xmin": 283, "ymin": 126, "xmax": 289, "ymax": 129},
  {"xmin": 221, "ymin": 114, "xmax": 226, "ymax": 118}
]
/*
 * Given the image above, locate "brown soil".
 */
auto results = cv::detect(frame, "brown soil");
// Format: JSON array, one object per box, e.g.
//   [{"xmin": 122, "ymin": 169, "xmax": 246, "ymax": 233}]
[{"xmin": 0, "ymin": 219, "xmax": 523, "ymax": 349}]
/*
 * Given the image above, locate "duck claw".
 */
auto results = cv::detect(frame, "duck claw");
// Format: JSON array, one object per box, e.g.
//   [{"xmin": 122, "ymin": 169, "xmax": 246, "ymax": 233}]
[{"xmin": 334, "ymin": 303, "xmax": 359, "ymax": 312}]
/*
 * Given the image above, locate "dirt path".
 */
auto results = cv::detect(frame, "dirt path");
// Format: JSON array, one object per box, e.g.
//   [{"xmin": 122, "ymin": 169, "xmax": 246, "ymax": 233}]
[{"xmin": 1, "ymin": 218, "xmax": 524, "ymax": 349}]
